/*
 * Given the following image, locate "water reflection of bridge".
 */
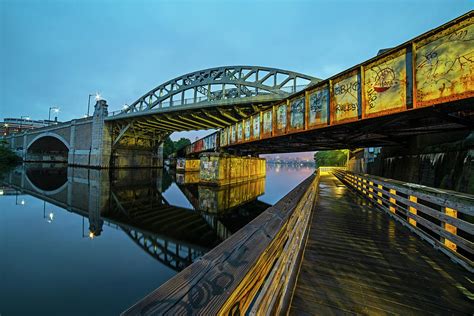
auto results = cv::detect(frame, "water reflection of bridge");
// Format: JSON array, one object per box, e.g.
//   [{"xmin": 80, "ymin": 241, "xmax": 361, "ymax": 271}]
[
  {"xmin": 173, "ymin": 172, "xmax": 268, "ymax": 239},
  {"xmin": 1, "ymin": 164, "xmax": 269, "ymax": 271}
]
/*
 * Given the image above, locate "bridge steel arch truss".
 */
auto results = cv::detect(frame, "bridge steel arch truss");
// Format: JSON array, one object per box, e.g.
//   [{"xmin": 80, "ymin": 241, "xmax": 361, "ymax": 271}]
[
  {"xmin": 107, "ymin": 66, "xmax": 320, "ymax": 148},
  {"xmin": 122, "ymin": 66, "xmax": 320, "ymax": 114}
]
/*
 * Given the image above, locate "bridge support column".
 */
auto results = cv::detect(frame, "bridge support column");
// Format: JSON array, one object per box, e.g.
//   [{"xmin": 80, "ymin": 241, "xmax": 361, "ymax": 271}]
[
  {"xmin": 111, "ymin": 144, "xmax": 164, "ymax": 168},
  {"xmin": 155, "ymin": 142, "xmax": 164, "ymax": 168},
  {"xmin": 199, "ymin": 152, "xmax": 266, "ymax": 185},
  {"xmin": 22, "ymin": 134, "xmax": 27, "ymax": 160},
  {"xmin": 109, "ymin": 124, "xmax": 165, "ymax": 168},
  {"xmin": 176, "ymin": 158, "xmax": 200, "ymax": 172},
  {"xmin": 68, "ymin": 120, "xmax": 76, "ymax": 165},
  {"xmin": 348, "ymin": 130, "xmax": 474, "ymax": 194},
  {"xmin": 89, "ymin": 100, "xmax": 112, "ymax": 168}
]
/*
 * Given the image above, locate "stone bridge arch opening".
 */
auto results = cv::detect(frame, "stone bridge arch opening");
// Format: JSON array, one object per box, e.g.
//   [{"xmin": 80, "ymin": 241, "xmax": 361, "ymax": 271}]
[
  {"xmin": 26, "ymin": 165, "xmax": 68, "ymax": 193},
  {"xmin": 27, "ymin": 135, "xmax": 70, "ymax": 163}
]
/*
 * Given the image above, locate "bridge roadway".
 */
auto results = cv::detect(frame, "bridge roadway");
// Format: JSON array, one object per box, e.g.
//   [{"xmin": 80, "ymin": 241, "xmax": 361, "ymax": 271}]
[{"xmin": 290, "ymin": 174, "xmax": 472, "ymax": 314}]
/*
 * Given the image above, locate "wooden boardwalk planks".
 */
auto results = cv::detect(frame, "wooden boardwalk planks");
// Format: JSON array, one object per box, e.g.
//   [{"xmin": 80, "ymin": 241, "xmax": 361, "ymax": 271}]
[{"xmin": 290, "ymin": 175, "xmax": 473, "ymax": 315}]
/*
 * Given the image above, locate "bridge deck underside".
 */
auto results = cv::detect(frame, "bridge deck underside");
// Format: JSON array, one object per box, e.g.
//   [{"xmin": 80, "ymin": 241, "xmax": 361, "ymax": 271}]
[
  {"xmin": 290, "ymin": 174, "xmax": 472, "ymax": 314},
  {"xmin": 108, "ymin": 100, "xmax": 274, "ymax": 133},
  {"xmin": 227, "ymin": 100, "xmax": 473, "ymax": 154}
]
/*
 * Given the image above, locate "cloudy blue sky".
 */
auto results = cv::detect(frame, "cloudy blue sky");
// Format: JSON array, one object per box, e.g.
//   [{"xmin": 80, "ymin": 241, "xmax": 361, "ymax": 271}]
[{"xmin": 1, "ymin": 0, "xmax": 472, "ymax": 143}]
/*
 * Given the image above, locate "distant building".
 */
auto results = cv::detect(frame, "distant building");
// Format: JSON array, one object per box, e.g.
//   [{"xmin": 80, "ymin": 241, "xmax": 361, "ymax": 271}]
[{"xmin": 0, "ymin": 117, "xmax": 60, "ymax": 136}]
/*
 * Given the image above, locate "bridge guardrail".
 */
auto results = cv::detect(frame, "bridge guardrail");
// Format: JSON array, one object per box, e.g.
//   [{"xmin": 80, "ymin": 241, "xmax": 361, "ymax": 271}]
[
  {"xmin": 110, "ymin": 85, "xmax": 308, "ymax": 117},
  {"xmin": 333, "ymin": 170, "xmax": 474, "ymax": 272},
  {"xmin": 122, "ymin": 169, "xmax": 322, "ymax": 315},
  {"xmin": 2, "ymin": 116, "xmax": 93, "ymax": 138},
  {"xmin": 319, "ymin": 166, "xmax": 346, "ymax": 174}
]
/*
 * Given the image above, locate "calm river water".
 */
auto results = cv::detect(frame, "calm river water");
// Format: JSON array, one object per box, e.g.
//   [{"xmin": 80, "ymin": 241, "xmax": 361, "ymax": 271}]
[{"xmin": 0, "ymin": 163, "xmax": 314, "ymax": 315}]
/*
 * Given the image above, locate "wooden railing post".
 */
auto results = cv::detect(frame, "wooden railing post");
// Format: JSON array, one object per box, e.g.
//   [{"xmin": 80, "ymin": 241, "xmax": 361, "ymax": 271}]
[
  {"xmin": 389, "ymin": 189, "xmax": 397, "ymax": 214},
  {"xmin": 443, "ymin": 207, "xmax": 458, "ymax": 252},
  {"xmin": 377, "ymin": 184, "xmax": 383, "ymax": 206},
  {"xmin": 409, "ymin": 195, "xmax": 417, "ymax": 226}
]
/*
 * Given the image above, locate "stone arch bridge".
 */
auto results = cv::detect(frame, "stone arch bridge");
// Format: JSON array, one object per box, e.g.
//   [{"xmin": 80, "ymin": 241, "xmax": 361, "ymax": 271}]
[{"xmin": 3, "ymin": 66, "xmax": 319, "ymax": 168}]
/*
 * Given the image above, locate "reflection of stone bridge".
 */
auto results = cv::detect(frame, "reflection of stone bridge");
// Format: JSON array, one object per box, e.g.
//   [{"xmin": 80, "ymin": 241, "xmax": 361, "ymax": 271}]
[{"xmin": 1, "ymin": 165, "xmax": 268, "ymax": 271}]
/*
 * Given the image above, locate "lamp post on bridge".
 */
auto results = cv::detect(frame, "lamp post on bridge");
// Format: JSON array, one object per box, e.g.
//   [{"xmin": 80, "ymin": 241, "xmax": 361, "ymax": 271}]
[
  {"xmin": 87, "ymin": 92, "xmax": 102, "ymax": 117},
  {"xmin": 48, "ymin": 106, "xmax": 60, "ymax": 125}
]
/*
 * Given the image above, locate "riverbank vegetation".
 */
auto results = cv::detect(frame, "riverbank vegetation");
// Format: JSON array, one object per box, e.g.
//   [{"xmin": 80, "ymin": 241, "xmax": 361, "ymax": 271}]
[
  {"xmin": 163, "ymin": 137, "xmax": 191, "ymax": 158},
  {"xmin": 314, "ymin": 149, "xmax": 348, "ymax": 167},
  {"xmin": 0, "ymin": 141, "xmax": 22, "ymax": 172}
]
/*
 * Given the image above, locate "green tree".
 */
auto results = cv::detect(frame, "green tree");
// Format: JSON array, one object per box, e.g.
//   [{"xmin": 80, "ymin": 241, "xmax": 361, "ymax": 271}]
[
  {"xmin": 314, "ymin": 149, "xmax": 348, "ymax": 167},
  {"xmin": 162, "ymin": 136, "xmax": 174, "ymax": 158},
  {"xmin": 162, "ymin": 137, "xmax": 192, "ymax": 158},
  {"xmin": 0, "ymin": 145, "xmax": 22, "ymax": 171},
  {"xmin": 173, "ymin": 137, "xmax": 191, "ymax": 151}
]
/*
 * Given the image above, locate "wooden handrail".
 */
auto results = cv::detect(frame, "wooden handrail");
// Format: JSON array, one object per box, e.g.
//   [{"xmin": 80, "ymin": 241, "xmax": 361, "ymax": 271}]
[
  {"xmin": 318, "ymin": 166, "xmax": 347, "ymax": 174},
  {"xmin": 122, "ymin": 170, "xmax": 321, "ymax": 315},
  {"xmin": 333, "ymin": 170, "xmax": 474, "ymax": 272}
]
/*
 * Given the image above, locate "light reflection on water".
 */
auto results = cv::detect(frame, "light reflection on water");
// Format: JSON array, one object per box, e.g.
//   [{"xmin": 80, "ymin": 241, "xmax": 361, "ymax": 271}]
[{"xmin": 0, "ymin": 163, "xmax": 314, "ymax": 315}]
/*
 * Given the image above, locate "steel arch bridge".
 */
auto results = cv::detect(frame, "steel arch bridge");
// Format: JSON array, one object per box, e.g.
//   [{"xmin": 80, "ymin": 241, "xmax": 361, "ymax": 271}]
[
  {"xmin": 106, "ymin": 66, "xmax": 319, "ymax": 152},
  {"xmin": 120, "ymin": 66, "xmax": 319, "ymax": 115}
]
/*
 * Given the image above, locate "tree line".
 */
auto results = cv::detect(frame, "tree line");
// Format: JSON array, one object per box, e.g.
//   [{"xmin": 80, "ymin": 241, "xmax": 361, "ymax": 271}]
[
  {"xmin": 313, "ymin": 149, "xmax": 348, "ymax": 167},
  {"xmin": 163, "ymin": 136, "xmax": 191, "ymax": 158}
]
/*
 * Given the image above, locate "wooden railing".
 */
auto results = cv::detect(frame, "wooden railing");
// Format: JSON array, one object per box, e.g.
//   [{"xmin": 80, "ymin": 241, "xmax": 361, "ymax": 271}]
[
  {"xmin": 122, "ymin": 170, "xmax": 321, "ymax": 315},
  {"xmin": 318, "ymin": 166, "xmax": 346, "ymax": 175},
  {"xmin": 333, "ymin": 170, "xmax": 474, "ymax": 272}
]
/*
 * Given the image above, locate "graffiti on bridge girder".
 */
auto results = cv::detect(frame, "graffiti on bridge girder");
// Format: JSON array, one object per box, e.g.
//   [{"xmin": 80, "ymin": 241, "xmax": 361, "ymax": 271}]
[
  {"xmin": 308, "ymin": 84, "xmax": 329, "ymax": 128},
  {"xmin": 415, "ymin": 18, "xmax": 474, "ymax": 106},
  {"xmin": 331, "ymin": 71, "xmax": 360, "ymax": 124},
  {"xmin": 363, "ymin": 49, "xmax": 407, "ymax": 118}
]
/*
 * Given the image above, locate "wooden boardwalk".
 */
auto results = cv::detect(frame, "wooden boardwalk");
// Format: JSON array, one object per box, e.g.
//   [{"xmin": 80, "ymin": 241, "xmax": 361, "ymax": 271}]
[{"xmin": 290, "ymin": 174, "xmax": 473, "ymax": 315}]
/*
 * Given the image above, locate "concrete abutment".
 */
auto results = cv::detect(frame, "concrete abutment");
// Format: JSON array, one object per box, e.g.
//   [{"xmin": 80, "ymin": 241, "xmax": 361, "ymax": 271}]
[
  {"xmin": 348, "ymin": 130, "xmax": 474, "ymax": 194},
  {"xmin": 175, "ymin": 153, "xmax": 266, "ymax": 185}
]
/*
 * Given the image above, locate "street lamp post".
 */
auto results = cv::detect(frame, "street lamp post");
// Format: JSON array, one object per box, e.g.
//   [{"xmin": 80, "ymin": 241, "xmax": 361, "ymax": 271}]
[
  {"xmin": 87, "ymin": 94, "xmax": 94, "ymax": 117},
  {"xmin": 87, "ymin": 93, "xmax": 101, "ymax": 117},
  {"xmin": 48, "ymin": 106, "xmax": 60, "ymax": 125}
]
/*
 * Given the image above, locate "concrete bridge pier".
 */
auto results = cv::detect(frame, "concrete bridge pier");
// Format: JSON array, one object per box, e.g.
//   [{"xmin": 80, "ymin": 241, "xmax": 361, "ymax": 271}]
[
  {"xmin": 111, "ymin": 142, "xmax": 164, "ymax": 169},
  {"xmin": 100, "ymin": 100, "xmax": 165, "ymax": 169},
  {"xmin": 348, "ymin": 130, "xmax": 474, "ymax": 194},
  {"xmin": 89, "ymin": 100, "xmax": 112, "ymax": 168},
  {"xmin": 176, "ymin": 153, "xmax": 266, "ymax": 185}
]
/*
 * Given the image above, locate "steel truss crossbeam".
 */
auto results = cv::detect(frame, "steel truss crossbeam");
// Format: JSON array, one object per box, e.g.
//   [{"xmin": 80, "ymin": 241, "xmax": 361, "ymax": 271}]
[{"xmin": 119, "ymin": 66, "xmax": 320, "ymax": 114}]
